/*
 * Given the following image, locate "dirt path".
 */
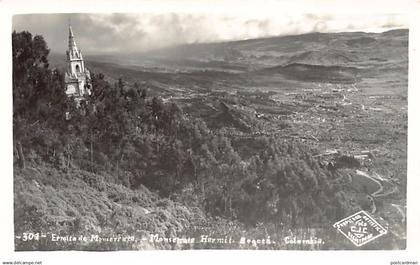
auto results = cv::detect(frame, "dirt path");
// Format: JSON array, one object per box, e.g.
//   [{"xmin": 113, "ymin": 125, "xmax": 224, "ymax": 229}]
[
  {"xmin": 355, "ymin": 170, "xmax": 384, "ymax": 197},
  {"xmin": 391, "ymin": 204, "xmax": 406, "ymax": 223},
  {"xmin": 354, "ymin": 170, "xmax": 386, "ymax": 214},
  {"xmin": 354, "ymin": 170, "xmax": 404, "ymax": 226}
]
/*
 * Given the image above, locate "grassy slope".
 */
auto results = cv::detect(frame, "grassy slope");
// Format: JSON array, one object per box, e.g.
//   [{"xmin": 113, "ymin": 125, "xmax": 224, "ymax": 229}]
[{"xmin": 14, "ymin": 164, "xmax": 207, "ymax": 250}]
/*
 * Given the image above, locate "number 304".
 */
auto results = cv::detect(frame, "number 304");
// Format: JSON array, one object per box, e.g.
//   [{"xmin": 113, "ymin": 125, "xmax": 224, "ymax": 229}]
[{"xmin": 22, "ymin": 233, "xmax": 40, "ymax": 241}]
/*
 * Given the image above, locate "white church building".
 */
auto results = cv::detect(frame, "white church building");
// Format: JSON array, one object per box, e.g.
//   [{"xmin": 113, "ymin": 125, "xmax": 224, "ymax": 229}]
[{"xmin": 64, "ymin": 25, "xmax": 92, "ymax": 100}]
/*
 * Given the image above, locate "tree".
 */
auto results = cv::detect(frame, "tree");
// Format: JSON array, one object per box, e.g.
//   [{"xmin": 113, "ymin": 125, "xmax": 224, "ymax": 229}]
[
  {"xmin": 13, "ymin": 31, "xmax": 50, "ymax": 115},
  {"xmin": 13, "ymin": 31, "xmax": 55, "ymax": 168}
]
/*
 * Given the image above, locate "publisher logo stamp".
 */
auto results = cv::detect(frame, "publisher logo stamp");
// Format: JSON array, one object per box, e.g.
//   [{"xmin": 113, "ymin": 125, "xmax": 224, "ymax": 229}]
[{"xmin": 333, "ymin": 210, "xmax": 387, "ymax": 247}]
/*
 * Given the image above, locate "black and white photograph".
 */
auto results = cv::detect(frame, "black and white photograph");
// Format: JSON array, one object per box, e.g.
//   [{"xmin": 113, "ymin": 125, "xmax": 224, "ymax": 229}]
[{"xmin": 1, "ymin": 0, "xmax": 420, "ymax": 262}]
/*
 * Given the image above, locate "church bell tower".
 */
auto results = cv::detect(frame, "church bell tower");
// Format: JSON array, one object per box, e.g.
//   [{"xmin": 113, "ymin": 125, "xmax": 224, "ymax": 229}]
[{"xmin": 64, "ymin": 24, "xmax": 92, "ymax": 100}]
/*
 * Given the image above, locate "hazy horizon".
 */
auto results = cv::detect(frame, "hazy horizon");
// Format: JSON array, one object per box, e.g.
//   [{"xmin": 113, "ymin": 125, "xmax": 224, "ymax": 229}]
[{"xmin": 13, "ymin": 13, "xmax": 408, "ymax": 55}]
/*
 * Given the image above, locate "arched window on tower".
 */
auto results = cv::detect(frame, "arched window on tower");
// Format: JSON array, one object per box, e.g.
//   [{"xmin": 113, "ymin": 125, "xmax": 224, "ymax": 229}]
[{"xmin": 75, "ymin": 64, "xmax": 80, "ymax": 73}]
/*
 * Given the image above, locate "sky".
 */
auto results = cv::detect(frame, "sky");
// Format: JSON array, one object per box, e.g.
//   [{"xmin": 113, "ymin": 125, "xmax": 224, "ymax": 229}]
[{"xmin": 12, "ymin": 11, "xmax": 408, "ymax": 55}]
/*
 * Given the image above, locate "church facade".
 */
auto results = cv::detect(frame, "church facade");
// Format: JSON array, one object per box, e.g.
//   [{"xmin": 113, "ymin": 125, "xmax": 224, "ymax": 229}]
[{"xmin": 64, "ymin": 25, "xmax": 92, "ymax": 100}]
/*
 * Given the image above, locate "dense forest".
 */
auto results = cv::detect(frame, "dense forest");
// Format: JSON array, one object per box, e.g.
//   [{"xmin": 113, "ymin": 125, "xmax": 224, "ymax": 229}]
[{"xmin": 12, "ymin": 31, "xmax": 380, "ymax": 250}]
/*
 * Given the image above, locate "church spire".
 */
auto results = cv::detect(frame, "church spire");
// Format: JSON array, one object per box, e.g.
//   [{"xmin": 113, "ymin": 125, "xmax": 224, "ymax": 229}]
[
  {"xmin": 69, "ymin": 24, "xmax": 74, "ymax": 38},
  {"xmin": 64, "ymin": 24, "xmax": 92, "ymax": 99},
  {"xmin": 68, "ymin": 23, "xmax": 78, "ymax": 54}
]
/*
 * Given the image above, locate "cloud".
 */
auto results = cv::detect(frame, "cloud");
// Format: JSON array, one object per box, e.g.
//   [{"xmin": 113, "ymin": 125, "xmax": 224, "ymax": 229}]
[{"xmin": 12, "ymin": 12, "xmax": 408, "ymax": 54}]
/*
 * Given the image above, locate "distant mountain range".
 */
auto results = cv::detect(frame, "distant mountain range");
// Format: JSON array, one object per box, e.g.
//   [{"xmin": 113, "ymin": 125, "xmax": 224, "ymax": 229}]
[{"xmin": 49, "ymin": 28, "xmax": 408, "ymax": 86}]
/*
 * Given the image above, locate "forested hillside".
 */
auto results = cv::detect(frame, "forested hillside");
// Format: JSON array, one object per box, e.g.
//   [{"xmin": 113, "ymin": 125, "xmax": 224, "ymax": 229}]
[{"xmin": 12, "ymin": 31, "xmax": 403, "ymax": 250}]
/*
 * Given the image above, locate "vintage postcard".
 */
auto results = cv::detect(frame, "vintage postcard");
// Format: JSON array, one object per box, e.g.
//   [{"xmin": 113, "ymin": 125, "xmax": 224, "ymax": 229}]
[{"xmin": 1, "ymin": 0, "xmax": 420, "ymax": 264}]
